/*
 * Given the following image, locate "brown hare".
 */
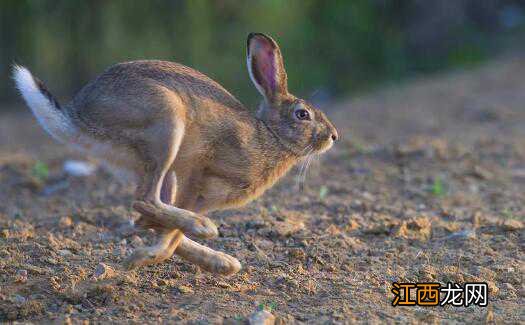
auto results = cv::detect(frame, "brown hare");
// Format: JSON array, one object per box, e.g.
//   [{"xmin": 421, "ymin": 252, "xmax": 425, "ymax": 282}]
[{"xmin": 13, "ymin": 33, "xmax": 338, "ymax": 275}]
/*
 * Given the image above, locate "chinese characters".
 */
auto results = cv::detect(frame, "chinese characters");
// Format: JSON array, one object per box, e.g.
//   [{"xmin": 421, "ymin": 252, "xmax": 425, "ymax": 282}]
[{"xmin": 391, "ymin": 282, "xmax": 488, "ymax": 307}]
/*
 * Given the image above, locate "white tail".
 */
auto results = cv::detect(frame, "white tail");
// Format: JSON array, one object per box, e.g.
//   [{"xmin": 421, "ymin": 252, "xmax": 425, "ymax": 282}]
[{"xmin": 12, "ymin": 65, "xmax": 78, "ymax": 143}]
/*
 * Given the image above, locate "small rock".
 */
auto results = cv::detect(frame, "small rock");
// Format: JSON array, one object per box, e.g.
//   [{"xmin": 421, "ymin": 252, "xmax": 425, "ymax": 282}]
[
  {"xmin": 130, "ymin": 235, "xmax": 144, "ymax": 247},
  {"xmin": 63, "ymin": 160, "xmax": 96, "ymax": 177},
  {"xmin": 326, "ymin": 224, "xmax": 341, "ymax": 236},
  {"xmin": 471, "ymin": 165, "xmax": 494, "ymax": 180},
  {"xmin": 15, "ymin": 269, "xmax": 28, "ymax": 283},
  {"xmin": 177, "ymin": 285, "xmax": 194, "ymax": 294},
  {"xmin": 501, "ymin": 219, "xmax": 523, "ymax": 231},
  {"xmin": 271, "ymin": 211, "xmax": 305, "ymax": 237},
  {"xmin": 275, "ymin": 313, "xmax": 295, "ymax": 325},
  {"xmin": 395, "ymin": 217, "xmax": 432, "ymax": 241},
  {"xmin": 288, "ymin": 248, "xmax": 306, "ymax": 261},
  {"xmin": 445, "ymin": 229, "xmax": 476, "ymax": 240},
  {"xmin": 24, "ymin": 264, "xmax": 48, "ymax": 275},
  {"xmin": 344, "ymin": 219, "xmax": 360, "ymax": 231},
  {"xmin": 216, "ymin": 281, "xmax": 231, "ymax": 289},
  {"xmin": 58, "ymin": 249, "xmax": 72, "ymax": 256},
  {"xmin": 249, "ymin": 310, "xmax": 275, "ymax": 325},
  {"xmin": 58, "ymin": 216, "xmax": 73, "ymax": 228},
  {"xmin": 11, "ymin": 294, "xmax": 26, "ymax": 305},
  {"xmin": 44, "ymin": 257, "xmax": 58, "ymax": 265},
  {"xmin": 92, "ymin": 263, "xmax": 116, "ymax": 280},
  {"xmin": 503, "ymin": 282, "xmax": 515, "ymax": 291}
]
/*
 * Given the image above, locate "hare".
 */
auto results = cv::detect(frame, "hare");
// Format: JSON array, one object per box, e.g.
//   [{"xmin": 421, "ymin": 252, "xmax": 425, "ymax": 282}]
[{"xmin": 13, "ymin": 33, "xmax": 338, "ymax": 275}]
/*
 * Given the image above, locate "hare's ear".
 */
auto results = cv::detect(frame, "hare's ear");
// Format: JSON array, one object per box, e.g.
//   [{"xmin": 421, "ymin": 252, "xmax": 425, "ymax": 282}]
[{"xmin": 247, "ymin": 33, "xmax": 288, "ymax": 103}]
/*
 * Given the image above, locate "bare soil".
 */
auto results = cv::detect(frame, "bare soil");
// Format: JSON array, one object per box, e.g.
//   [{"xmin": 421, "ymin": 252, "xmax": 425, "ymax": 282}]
[{"xmin": 1, "ymin": 58, "xmax": 524, "ymax": 323}]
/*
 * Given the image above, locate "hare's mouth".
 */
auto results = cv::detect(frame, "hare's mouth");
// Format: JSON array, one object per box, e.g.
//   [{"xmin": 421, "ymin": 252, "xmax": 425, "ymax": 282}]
[{"xmin": 314, "ymin": 136, "xmax": 334, "ymax": 154}]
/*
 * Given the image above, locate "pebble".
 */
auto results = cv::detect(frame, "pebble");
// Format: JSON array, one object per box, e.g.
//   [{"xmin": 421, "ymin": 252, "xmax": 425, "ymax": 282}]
[
  {"xmin": 503, "ymin": 282, "xmax": 515, "ymax": 291},
  {"xmin": 15, "ymin": 269, "xmax": 28, "ymax": 283},
  {"xmin": 445, "ymin": 229, "xmax": 476, "ymax": 240},
  {"xmin": 58, "ymin": 216, "xmax": 73, "ymax": 228},
  {"xmin": 63, "ymin": 160, "xmax": 96, "ymax": 177},
  {"xmin": 58, "ymin": 249, "xmax": 72, "ymax": 256},
  {"xmin": 249, "ymin": 310, "xmax": 275, "ymax": 325},
  {"xmin": 216, "ymin": 281, "xmax": 231, "ymax": 289},
  {"xmin": 92, "ymin": 263, "xmax": 116, "ymax": 280},
  {"xmin": 502, "ymin": 219, "xmax": 523, "ymax": 231},
  {"xmin": 11, "ymin": 294, "xmax": 26, "ymax": 305},
  {"xmin": 177, "ymin": 285, "xmax": 194, "ymax": 294},
  {"xmin": 45, "ymin": 257, "xmax": 58, "ymax": 265},
  {"xmin": 130, "ymin": 235, "xmax": 144, "ymax": 247}
]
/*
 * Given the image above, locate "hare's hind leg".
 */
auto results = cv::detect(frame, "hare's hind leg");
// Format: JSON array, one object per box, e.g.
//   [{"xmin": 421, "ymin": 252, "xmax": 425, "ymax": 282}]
[
  {"xmin": 129, "ymin": 172, "xmax": 240, "ymax": 275},
  {"xmin": 174, "ymin": 236, "xmax": 241, "ymax": 276},
  {"xmin": 131, "ymin": 121, "xmax": 218, "ymax": 239},
  {"xmin": 125, "ymin": 228, "xmax": 183, "ymax": 269},
  {"xmin": 125, "ymin": 172, "xmax": 184, "ymax": 269}
]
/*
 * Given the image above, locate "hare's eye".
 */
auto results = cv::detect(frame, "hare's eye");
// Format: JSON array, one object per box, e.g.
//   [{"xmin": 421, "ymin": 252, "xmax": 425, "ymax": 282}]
[{"xmin": 295, "ymin": 109, "xmax": 310, "ymax": 120}]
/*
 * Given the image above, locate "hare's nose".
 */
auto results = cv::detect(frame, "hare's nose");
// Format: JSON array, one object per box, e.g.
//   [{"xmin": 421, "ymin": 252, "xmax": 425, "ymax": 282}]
[{"xmin": 331, "ymin": 129, "xmax": 339, "ymax": 142}]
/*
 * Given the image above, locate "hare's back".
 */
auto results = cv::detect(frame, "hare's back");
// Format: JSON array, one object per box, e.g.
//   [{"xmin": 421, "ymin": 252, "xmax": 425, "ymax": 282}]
[
  {"xmin": 69, "ymin": 60, "xmax": 245, "ymax": 133},
  {"xmin": 78, "ymin": 60, "xmax": 243, "ymax": 110}
]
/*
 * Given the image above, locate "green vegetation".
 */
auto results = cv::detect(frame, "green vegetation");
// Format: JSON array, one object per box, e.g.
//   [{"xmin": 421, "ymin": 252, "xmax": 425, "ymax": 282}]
[
  {"xmin": 1, "ymin": 1, "xmax": 524, "ymax": 107},
  {"xmin": 257, "ymin": 300, "xmax": 277, "ymax": 312},
  {"xmin": 501, "ymin": 208, "xmax": 515, "ymax": 219},
  {"xmin": 319, "ymin": 185, "xmax": 329, "ymax": 201},
  {"xmin": 431, "ymin": 176, "xmax": 445, "ymax": 197},
  {"xmin": 31, "ymin": 161, "xmax": 49, "ymax": 181}
]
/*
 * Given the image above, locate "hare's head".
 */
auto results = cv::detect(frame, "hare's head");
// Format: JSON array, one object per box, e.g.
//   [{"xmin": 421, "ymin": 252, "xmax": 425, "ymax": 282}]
[{"xmin": 247, "ymin": 33, "xmax": 338, "ymax": 157}]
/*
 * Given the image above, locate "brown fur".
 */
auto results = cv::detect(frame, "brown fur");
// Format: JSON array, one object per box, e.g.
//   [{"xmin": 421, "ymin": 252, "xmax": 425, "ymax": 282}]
[{"xmin": 15, "ymin": 33, "xmax": 338, "ymax": 275}]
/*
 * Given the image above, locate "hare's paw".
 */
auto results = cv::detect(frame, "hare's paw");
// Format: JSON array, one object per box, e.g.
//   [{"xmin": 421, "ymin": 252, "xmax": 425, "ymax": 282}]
[
  {"xmin": 132, "ymin": 200, "xmax": 218, "ymax": 239},
  {"xmin": 190, "ymin": 216, "xmax": 219, "ymax": 239},
  {"xmin": 203, "ymin": 252, "xmax": 242, "ymax": 276},
  {"xmin": 124, "ymin": 246, "xmax": 172, "ymax": 270}
]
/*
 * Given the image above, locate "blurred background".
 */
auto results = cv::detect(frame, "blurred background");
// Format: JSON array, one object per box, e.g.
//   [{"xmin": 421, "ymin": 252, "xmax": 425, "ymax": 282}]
[{"xmin": 1, "ymin": 0, "xmax": 525, "ymax": 108}]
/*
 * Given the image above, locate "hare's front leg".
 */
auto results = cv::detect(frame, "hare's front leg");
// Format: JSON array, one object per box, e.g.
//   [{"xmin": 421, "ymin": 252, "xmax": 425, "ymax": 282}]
[
  {"xmin": 131, "ymin": 121, "xmax": 218, "ymax": 239},
  {"xmin": 125, "ymin": 172, "xmax": 184, "ymax": 269}
]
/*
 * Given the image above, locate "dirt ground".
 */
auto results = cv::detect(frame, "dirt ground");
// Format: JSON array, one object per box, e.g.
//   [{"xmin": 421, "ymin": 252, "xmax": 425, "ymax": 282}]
[{"xmin": 1, "ymin": 57, "xmax": 524, "ymax": 324}]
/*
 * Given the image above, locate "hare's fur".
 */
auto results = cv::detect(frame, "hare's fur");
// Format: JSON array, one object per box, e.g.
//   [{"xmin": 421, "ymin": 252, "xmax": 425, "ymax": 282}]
[{"xmin": 13, "ymin": 33, "xmax": 337, "ymax": 275}]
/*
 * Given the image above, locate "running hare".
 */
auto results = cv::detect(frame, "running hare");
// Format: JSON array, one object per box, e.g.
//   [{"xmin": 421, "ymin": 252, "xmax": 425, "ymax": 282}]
[{"xmin": 14, "ymin": 33, "xmax": 338, "ymax": 275}]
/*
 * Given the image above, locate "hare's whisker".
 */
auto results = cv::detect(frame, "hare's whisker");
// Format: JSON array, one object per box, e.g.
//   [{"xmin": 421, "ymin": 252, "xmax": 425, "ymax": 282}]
[
  {"xmin": 303, "ymin": 153, "xmax": 314, "ymax": 183},
  {"xmin": 299, "ymin": 149, "xmax": 314, "ymax": 186}
]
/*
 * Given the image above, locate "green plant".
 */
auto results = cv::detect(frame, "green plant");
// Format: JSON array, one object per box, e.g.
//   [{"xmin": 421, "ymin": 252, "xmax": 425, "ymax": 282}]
[
  {"xmin": 32, "ymin": 161, "xmax": 49, "ymax": 181},
  {"xmin": 319, "ymin": 186, "xmax": 329, "ymax": 200},
  {"xmin": 501, "ymin": 208, "xmax": 515, "ymax": 219},
  {"xmin": 431, "ymin": 176, "xmax": 445, "ymax": 197},
  {"xmin": 257, "ymin": 300, "xmax": 277, "ymax": 312}
]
